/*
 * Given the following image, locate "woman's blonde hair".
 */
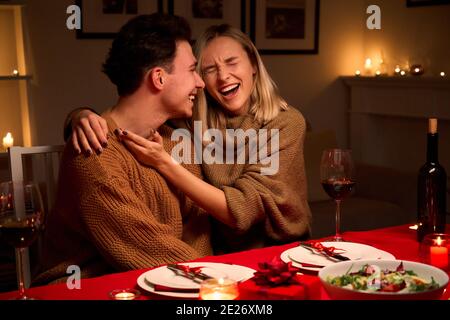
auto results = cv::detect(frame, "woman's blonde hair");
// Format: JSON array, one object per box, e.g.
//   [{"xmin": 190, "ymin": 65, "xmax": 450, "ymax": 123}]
[{"xmin": 193, "ymin": 24, "xmax": 288, "ymax": 131}]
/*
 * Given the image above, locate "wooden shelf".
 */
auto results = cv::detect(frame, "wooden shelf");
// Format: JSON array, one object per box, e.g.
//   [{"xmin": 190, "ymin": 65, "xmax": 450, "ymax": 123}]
[{"xmin": 0, "ymin": 75, "xmax": 31, "ymax": 80}]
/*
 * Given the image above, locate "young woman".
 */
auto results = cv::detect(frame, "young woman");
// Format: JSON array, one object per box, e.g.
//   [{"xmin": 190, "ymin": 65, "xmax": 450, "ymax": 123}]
[{"xmin": 67, "ymin": 25, "xmax": 311, "ymax": 253}]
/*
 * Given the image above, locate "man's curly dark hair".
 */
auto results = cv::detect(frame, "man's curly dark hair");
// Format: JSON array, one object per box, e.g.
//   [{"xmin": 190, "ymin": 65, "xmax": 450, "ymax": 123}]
[{"xmin": 102, "ymin": 13, "xmax": 191, "ymax": 96}]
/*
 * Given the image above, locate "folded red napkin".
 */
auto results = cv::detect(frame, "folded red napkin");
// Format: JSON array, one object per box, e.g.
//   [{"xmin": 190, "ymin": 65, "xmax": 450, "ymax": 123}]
[{"xmin": 238, "ymin": 274, "xmax": 321, "ymax": 300}]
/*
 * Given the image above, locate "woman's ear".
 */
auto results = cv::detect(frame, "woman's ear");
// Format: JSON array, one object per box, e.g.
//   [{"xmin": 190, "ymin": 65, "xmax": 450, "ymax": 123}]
[{"xmin": 148, "ymin": 67, "xmax": 165, "ymax": 90}]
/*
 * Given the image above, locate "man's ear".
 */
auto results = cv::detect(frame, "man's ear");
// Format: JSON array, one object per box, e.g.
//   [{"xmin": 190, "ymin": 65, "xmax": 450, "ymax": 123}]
[{"xmin": 148, "ymin": 67, "xmax": 165, "ymax": 90}]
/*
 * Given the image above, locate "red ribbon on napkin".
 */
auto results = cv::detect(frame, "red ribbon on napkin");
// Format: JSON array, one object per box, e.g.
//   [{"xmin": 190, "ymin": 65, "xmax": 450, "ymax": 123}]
[{"xmin": 306, "ymin": 241, "xmax": 346, "ymax": 256}]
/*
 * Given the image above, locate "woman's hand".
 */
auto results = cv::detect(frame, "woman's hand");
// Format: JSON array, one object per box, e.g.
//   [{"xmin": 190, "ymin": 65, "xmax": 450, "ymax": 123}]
[
  {"xmin": 119, "ymin": 129, "xmax": 172, "ymax": 170},
  {"xmin": 70, "ymin": 109, "xmax": 108, "ymax": 155}
]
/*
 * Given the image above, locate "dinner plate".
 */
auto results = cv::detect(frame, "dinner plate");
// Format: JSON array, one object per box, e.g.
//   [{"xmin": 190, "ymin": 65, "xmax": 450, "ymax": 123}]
[
  {"xmin": 280, "ymin": 242, "xmax": 395, "ymax": 272},
  {"xmin": 137, "ymin": 262, "xmax": 256, "ymax": 298}
]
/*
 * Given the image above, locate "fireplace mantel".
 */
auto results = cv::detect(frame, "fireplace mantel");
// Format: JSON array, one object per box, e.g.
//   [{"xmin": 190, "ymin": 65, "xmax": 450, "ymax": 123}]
[{"xmin": 342, "ymin": 76, "xmax": 450, "ymax": 173}]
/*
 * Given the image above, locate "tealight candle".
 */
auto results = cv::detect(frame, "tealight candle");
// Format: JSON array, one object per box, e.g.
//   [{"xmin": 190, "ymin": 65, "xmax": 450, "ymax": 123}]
[
  {"xmin": 440, "ymin": 72, "xmax": 446, "ymax": 77},
  {"xmin": 12, "ymin": 69, "xmax": 19, "ymax": 76},
  {"xmin": 199, "ymin": 278, "xmax": 239, "ymax": 300},
  {"xmin": 375, "ymin": 70, "xmax": 381, "ymax": 77},
  {"xmin": 109, "ymin": 288, "xmax": 140, "ymax": 300},
  {"xmin": 410, "ymin": 64, "xmax": 424, "ymax": 76},
  {"xmin": 355, "ymin": 70, "xmax": 361, "ymax": 76},
  {"xmin": 420, "ymin": 233, "xmax": 449, "ymax": 271},
  {"xmin": 394, "ymin": 65, "xmax": 401, "ymax": 75},
  {"xmin": 400, "ymin": 70, "xmax": 406, "ymax": 76},
  {"xmin": 2, "ymin": 132, "xmax": 14, "ymax": 150}
]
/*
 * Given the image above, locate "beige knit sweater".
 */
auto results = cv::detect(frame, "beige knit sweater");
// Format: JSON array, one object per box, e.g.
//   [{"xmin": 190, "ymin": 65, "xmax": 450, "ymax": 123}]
[
  {"xmin": 201, "ymin": 107, "xmax": 312, "ymax": 253},
  {"xmin": 36, "ymin": 117, "xmax": 212, "ymax": 284}
]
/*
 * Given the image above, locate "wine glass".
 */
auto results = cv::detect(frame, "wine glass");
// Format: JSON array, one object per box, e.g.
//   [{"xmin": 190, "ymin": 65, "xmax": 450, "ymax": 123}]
[
  {"xmin": 0, "ymin": 181, "xmax": 44, "ymax": 300},
  {"xmin": 320, "ymin": 149, "xmax": 356, "ymax": 242}
]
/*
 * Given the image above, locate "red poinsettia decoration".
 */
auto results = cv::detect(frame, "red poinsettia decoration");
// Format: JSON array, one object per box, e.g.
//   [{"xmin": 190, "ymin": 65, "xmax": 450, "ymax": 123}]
[{"xmin": 253, "ymin": 256, "xmax": 299, "ymax": 287}]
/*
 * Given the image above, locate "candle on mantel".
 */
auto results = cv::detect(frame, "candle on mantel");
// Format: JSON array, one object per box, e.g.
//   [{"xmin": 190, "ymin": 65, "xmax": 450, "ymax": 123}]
[
  {"xmin": 400, "ymin": 70, "xmax": 406, "ymax": 76},
  {"xmin": 394, "ymin": 65, "xmax": 401, "ymax": 76},
  {"xmin": 12, "ymin": 69, "xmax": 19, "ymax": 76},
  {"xmin": 375, "ymin": 70, "xmax": 381, "ymax": 77},
  {"xmin": 199, "ymin": 278, "xmax": 239, "ymax": 300},
  {"xmin": 364, "ymin": 58, "xmax": 373, "ymax": 75},
  {"xmin": 441, "ymin": 72, "xmax": 446, "ymax": 77},
  {"xmin": 2, "ymin": 133, "xmax": 14, "ymax": 150},
  {"xmin": 355, "ymin": 70, "xmax": 361, "ymax": 76},
  {"xmin": 430, "ymin": 236, "xmax": 449, "ymax": 270}
]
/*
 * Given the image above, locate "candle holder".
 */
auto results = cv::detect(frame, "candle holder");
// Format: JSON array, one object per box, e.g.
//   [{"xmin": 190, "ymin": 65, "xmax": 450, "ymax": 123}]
[
  {"xmin": 419, "ymin": 233, "xmax": 449, "ymax": 271},
  {"xmin": 199, "ymin": 278, "xmax": 239, "ymax": 300},
  {"xmin": 109, "ymin": 288, "xmax": 141, "ymax": 300}
]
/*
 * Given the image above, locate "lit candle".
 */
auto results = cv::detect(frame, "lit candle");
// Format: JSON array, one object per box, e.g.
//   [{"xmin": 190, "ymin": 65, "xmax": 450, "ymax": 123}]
[
  {"xmin": 355, "ymin": 70, "xmax": 361, "ymax": 76},
  {"xmin": 2, "ymin": 133, "xmax": 14, "ymax": 150},
  {"xmin": 12, "ymin": 69, "xmax": 19, "ymax": 76},
  {"xmin": 430, "ymin": 236, "xmax": 449, "ymax": 270},
  {"xmin": 400, "ymin": 70, "xmax": 406, "ymax": 76},
  {"xmin": 364, "ymin": 58, "xmax": 373, "ymax": 75},
  {"xmin": 394, "ymin": 65, "xmax": 401, "ymax": 75},
  {"xmin": 441, "ymin": 72, "xmax": 446, "ymax": 77},
  {"xmin": 375, "ymin": 70, "xmax": 381, "ymax": 77},
  {"xmin": 411, "ymin": 64, "xmax": 424, "ymax": 76},
  {"xmin": 109, "ymin": 288, "xmax": 140, "ymax": 300},
  {"xmin": 199, "ymin": 278, "xmax": 239, "ymax": 300}
]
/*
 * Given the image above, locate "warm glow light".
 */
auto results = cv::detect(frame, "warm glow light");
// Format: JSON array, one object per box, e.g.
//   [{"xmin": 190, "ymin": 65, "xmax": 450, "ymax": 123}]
[
  {"xmin": 199, "ymin": 278, "xmax": 239, "ymax": 300},
  {"xmin": 2, "ymin": 133, "xmax": 14, "ymax": 150},
  {"xmin": 409, "ymin": 224, "xmax": 418, "ymax": 230},
  {"xmin": 414, "ymin": 68, "xmax": 420, "ymax": 73},
  {"xmin": 441, "ymin": 72, "xmax": 446, "ymax": 77},
  {"xmin": 395, "ymin": 67, "xmax": 401, "ymax": 73},
  {"xmin": 364, "ymin": 59, "xmax": 373, "ymax": 74},
  {"xmin": 12, "ymin": 69, "xmax": 19, "ymax": 76},
  {"xmin": 400, "ymin": 71, "xmax": 406, "ymax": 76},
  {"xmin": 375, "ymin": 70, "xmax": 381, "ymax": 76},
  {"xmin": 355, "ymin": 70, "xmax": 361, "ymax": 76}
]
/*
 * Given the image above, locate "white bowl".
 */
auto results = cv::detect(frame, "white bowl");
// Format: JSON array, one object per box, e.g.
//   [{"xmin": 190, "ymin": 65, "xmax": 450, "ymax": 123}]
[{"xmin": 318, "ymin": 259, "xmax": 449, "ymax": 300}]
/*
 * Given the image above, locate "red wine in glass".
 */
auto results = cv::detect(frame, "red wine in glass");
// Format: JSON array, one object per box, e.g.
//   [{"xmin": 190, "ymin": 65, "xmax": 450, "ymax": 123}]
[
  {"xmin": 320, "ymin": 149, "xmax": 356, "ymax": 241},
  {"xmin": 0, "ymin": 181, "xmax": 44, "ymax": 300},
  {"xmin": 321, "ymin": 178, "xmax": 356, "ymax": 200}
]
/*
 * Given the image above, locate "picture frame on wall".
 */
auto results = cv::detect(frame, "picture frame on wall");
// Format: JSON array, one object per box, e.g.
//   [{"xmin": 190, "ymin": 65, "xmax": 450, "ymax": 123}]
[
  {"xmin": 407, "ymin": 0, "xmax": 450, "ymax": 7},
  {"xmin": 76, "ymin": 0, "xmax": 163, "ymax": 39},
  {"xmin": 168, "ymin": 0, "xmax": 246, "ymax": 41},
  {"xmin": 250, "ymin": 0, "xmax": 320, "ymax": 54}
]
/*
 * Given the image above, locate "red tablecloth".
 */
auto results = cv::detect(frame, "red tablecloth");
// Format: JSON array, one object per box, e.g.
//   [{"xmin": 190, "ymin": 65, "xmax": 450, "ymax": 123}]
[{"xmin": 0, "ymin": 224, "xmax": 449, "ymax": 300}]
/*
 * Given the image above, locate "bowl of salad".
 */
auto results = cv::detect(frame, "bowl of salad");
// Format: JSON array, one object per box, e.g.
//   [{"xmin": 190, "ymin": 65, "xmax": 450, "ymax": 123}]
[{"xmin": 318, "ymin": 260, "xmax": 449, "ymax": 300}]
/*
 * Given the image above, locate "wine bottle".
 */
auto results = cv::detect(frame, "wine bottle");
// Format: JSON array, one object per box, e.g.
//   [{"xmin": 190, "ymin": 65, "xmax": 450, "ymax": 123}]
[{"xmin": 417, "ymin": 118, "xmax": 447, "ymax": 242}]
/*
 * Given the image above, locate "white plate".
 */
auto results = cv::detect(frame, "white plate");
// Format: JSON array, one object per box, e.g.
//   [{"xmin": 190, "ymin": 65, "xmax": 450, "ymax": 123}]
[
  {"xmin": 137, "ymin": 262, "xmax": 256, "ymax": 299},
  {"xmin": 281, "ymin": 242, "xmax": 395, "ymax": 272}
]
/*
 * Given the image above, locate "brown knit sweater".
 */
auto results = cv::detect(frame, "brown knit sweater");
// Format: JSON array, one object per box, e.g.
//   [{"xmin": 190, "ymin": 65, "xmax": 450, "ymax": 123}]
[
  {"xmin": 36, "ymin": 117, "xmax": 212, "ymax": 284},
  {"xmin": 202, "ymin": 107, "xmax": 312, "ymax": 253}
]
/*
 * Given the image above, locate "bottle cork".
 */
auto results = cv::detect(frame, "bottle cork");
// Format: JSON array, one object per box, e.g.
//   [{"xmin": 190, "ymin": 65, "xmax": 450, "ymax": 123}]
[{"xmin": 428, "ymin": 118, "xmax": 437, "ymax": 134}]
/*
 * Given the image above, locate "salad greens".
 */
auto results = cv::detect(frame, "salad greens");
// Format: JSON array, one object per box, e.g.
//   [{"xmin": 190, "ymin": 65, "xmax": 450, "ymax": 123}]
[{"xmin": 327, "ymin": 262, "xmax": 439, "ymax": 293}]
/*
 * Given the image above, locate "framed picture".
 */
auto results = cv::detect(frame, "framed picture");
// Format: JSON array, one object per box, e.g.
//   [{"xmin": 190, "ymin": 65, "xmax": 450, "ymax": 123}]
[
  {"xmin": 76, "ymin": 0, "xmax": 163, "ymax": 39},
  {"xmin": 407, "ymin": 0, "xmax": 450, "ymax": 6},
  {"xmin": 168, "ymin": 0, "xmax": 246, "ymax": 41},
  {"xmin": 250, "ymin": 0, "xmax": 320, "ymax": 54}
]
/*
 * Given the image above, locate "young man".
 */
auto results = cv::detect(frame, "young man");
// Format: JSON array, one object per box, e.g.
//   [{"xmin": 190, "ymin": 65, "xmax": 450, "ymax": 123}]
[{"xmin": 37, "ymin": 14, "xmax": 210, "ymax": 283}]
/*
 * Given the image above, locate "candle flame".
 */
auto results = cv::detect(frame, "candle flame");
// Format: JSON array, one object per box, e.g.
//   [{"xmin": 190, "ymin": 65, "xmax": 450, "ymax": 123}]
[{"xmin": 436, "ymin": 237, "xmax": 443, "ymax": 246}]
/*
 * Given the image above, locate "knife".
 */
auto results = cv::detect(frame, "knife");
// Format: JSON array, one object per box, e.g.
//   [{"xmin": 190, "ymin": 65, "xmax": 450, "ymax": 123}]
[
  {"xmin": 299, "ymin": 243, "xmax": 350, "ymax": 261},
  {"xmin": 167, "ymin": 264, "xmax": 213, "ymax": 283}
]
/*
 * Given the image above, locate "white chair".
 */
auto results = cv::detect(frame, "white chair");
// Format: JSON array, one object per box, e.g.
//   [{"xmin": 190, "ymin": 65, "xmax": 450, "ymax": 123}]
[{"xmin": 7, "ymin": 145, "xmax": 64, "ymax": 289}]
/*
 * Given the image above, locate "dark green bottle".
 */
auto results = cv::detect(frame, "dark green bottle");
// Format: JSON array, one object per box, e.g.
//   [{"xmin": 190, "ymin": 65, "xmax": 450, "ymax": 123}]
[{"xmin": 417, "ymin": 118, "xmax": 447, "ymax": 242}]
